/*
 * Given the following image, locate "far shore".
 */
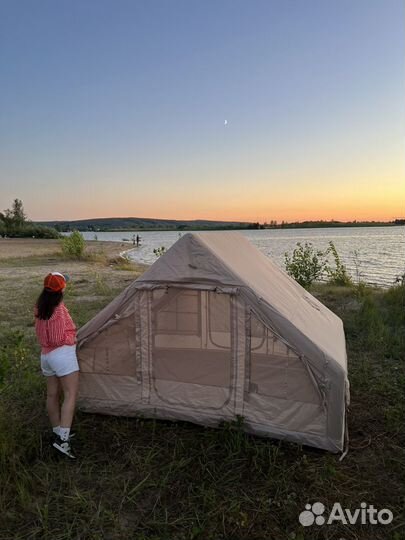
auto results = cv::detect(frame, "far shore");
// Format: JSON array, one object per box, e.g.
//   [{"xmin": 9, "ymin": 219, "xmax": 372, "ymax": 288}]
[{"xmin": 55, "ymin": 222, "xmax": 405, "ymax": 233}]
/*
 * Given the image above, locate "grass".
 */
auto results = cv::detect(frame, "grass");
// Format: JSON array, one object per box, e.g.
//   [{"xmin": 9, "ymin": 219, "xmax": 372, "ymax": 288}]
[{"xmin": 0, "ymin": 250, "xmax": 404, "ymax": 540}]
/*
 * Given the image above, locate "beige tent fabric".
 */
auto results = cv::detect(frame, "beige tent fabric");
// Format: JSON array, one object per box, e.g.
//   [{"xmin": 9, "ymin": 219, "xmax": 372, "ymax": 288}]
[
  {"xmin": 199, "ymin": 233, "xmax": 347, "ymax": 370},
  {"xmin": 77, "ymin": 232, "xmax": 349, "ymax": 452}
]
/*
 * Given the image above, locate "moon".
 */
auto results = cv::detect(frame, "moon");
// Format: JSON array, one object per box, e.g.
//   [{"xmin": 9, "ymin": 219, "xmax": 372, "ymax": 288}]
[{"xmin": 224, "ymin": 119, "xmax": 228, "ymax": 125}]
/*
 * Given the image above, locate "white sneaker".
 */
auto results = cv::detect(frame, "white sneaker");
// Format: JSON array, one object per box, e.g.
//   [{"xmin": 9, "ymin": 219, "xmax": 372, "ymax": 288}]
[{"xmin": 52, "ymin": 436, "xmax": 76, "ymax": 459}]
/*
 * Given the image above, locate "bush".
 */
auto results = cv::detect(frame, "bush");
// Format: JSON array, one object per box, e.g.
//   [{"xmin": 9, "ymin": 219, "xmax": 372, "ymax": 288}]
[
  {"xmin": 153, "ymin": 246, "xmax": 166, "ymax": 257},
  {"xmin": 326, "ymin": 241, "xmax": 352, "ymax": 286},
  {"xmin": 284, "ymin": 242, "xmax": 329, "ymax": 289},
  {"xmin": 0, "ymin": 223, "xmax": 60, "ymax": 239},
  {"xmin": 61, "ymin": 231, "xmax": 85, "ymax": 258}
]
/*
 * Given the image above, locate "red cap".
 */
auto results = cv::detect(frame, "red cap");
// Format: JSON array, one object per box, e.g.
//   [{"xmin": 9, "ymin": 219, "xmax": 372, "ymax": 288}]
[{"xmin": 44, "ymin": 272, "xmax": 67, "ymax": 292}]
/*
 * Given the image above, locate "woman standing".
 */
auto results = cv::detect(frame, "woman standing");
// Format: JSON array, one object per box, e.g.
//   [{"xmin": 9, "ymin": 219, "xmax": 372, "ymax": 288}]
[{"xmin": 34, "ymin": 272, "xmax": 79, "ymax": 459}]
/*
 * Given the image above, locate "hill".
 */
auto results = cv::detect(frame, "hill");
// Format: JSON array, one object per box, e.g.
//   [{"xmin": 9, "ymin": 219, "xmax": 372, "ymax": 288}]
[
  {"xmin": 36, "ymin": 217, "xmax": 405, "ymax": 232},
  {"xmin": 38, "ymin": 217, "xmax": 251, "ymax": 232}
]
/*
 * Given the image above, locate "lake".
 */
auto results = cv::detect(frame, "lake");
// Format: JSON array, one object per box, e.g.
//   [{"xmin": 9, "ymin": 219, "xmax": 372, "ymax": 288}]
[{"xmin": 78, "ymin": 226, "xmax": 405, "ymax": 287}]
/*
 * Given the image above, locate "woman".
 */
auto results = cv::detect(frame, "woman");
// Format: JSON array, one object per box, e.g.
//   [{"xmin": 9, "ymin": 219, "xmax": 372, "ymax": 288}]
[{"xmin": 34, "ymin": 272, "xmax": 79, "ymax": 459}]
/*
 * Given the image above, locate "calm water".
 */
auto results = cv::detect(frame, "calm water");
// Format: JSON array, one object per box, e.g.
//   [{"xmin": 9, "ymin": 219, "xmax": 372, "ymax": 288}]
[{"xmin": 79, "ymin": 226, "xmax": 405, "ymax": 287}]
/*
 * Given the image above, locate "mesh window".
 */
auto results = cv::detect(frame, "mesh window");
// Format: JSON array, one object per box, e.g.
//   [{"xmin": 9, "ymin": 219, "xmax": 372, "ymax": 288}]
[
  {"xmin": 78, "ymin": 317, "xmax": 136, "ymax": 376},
  {"xmin": 154, "ymin": 289, "xmax": 201, "ymax": 335},
  {"xmin": 152, "ymin": 288, "xmax": 232, "ymax": 388},
  {"xmin": 249, "ymin": 313, "xmax": 320, "ymax": 404}
]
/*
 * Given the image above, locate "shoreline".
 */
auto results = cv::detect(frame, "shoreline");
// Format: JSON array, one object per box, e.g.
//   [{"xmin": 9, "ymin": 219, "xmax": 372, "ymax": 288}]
[{"xmin": 0, "ymin": 237, "xmax": 402, "ymax": 290}]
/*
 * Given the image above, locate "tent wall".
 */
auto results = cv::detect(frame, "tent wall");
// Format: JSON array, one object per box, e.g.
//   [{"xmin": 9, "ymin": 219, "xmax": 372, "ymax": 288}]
[
  {"xmin": 78, "ymin": 307, "xmax": 141, "ymax": 415},
  {"xmin": 77, "ymin": 285, "xmax": 344, "ymax": 451},
  {"xmin": 77, "ymin": 287, "xmax": 242, "ymax": 421}
]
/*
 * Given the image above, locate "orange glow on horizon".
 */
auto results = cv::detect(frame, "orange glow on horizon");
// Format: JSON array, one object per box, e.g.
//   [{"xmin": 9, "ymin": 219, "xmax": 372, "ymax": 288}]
[
  {"xmin": 30, "ymin": 189, "xmax": 404, "ymax": 224},
  {"xmin": 32, "ymin": 206, "xmax": 404, "ymax": 224},
  {"xmin": 27, "ymin": 162, "xmax": 405, "ymax": 224}
]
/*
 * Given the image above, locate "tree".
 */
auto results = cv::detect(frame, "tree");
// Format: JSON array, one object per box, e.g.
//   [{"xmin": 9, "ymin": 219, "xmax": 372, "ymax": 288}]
[
  {"xmin": 12, "ymin": 198, "xmax": 27, "ymax": 226},
  {"xmin": 1, "ymin": 199, "xmax": 60, "ymax": 238},
  {"xmin": 3, "ymin": 198, "xmax": 27, "ymax": 227}
]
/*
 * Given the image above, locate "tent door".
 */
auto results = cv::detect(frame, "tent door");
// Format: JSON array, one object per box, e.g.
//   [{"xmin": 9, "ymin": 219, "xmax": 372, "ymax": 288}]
[{"xmin": 143, "ymin": 287, "xmax": 245, "ymax": 416}]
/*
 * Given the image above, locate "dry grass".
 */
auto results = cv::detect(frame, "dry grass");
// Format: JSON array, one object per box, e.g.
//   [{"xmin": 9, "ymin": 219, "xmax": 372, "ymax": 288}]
[{"xmin": 0, "ymin": 238, "xmax": 136, "ymax": 258}]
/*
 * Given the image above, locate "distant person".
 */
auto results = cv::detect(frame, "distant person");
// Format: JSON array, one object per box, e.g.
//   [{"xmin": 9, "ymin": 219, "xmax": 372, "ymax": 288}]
[
  {"xmin": 34, "ymin": 272, "xmax": 79, "ymax": 459},
  {"xmin": 136, "ymin": 234, "xmax": 140, "ymax": 247}
]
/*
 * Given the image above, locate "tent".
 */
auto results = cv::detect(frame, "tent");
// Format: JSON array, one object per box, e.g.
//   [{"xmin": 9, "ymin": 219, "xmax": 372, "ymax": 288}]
[{"xmin": 77, "ymin": 232, "xmax": 349, "ymax": 452}]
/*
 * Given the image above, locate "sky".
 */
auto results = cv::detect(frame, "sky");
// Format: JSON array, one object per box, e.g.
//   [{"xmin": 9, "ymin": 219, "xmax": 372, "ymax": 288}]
[{"xmin": 0, "ymin": 0, "xmax": 404, "ymax": 223}]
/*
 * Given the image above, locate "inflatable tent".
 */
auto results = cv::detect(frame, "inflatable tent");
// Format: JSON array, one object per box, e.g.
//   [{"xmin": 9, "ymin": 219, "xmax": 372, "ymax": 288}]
[{"xmin": 77, "ymin": 232, "xmax": 349, "ymax": 452}]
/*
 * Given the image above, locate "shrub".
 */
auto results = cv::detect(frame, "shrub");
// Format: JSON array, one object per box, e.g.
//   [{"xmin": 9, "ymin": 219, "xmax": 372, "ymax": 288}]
[
  {"xmin": 0, "ymin": 223, "xmax": 60, "ymax": 239},
  {"xmin": 351, "ymin": 249, "xmax": 364, "ymax": 284},
  {"xmin": 326, "ymin": 241, "xmax": 353, "ymax": 286},
  {"xmin": 93, "ymin": 272, "xmax": 111, "ymax": 295},
  {"xmin": 61, "ymin": 231, "xmax": 85, "ymax": 258},
  {"xmin": 284, "ymin": 242, "xmax": 329, "ymax": 289},
  {"xmin": 29, "ymin": 224, "xmax": 61, "ymax": 239},
  {"xmin": 153, "ymin": 246, "xmax": 166, "ymax": 258}
]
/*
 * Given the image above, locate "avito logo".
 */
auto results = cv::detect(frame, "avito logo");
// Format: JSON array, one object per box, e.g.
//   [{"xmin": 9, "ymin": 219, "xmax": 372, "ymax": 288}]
[{"xmin": 299, "ymin": 502, "xmax": 393, "ymax": 527}]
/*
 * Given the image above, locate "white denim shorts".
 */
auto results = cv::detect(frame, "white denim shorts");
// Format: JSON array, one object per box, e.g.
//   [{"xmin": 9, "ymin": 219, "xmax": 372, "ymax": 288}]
[{"xmin": 40, "ymin": 345, "xmax": 79, "ymax": 377}]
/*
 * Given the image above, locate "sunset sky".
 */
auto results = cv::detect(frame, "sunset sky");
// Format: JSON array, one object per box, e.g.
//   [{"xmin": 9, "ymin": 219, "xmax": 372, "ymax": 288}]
[{"xmin": 1, "ymin": 0, "xmax": 404, "ymax": 223}]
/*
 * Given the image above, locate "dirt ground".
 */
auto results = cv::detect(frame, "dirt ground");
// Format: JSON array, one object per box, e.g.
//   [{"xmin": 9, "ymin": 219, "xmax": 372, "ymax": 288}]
[{"xmin": 0, "ymin": 238, "xmax": 147, "ymax": 308}]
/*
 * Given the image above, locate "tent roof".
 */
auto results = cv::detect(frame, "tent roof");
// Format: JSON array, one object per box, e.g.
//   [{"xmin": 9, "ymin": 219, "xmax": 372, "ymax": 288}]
[{"xmin": 137, "ymin": 232, "xmax": 347, "ymax": 371}]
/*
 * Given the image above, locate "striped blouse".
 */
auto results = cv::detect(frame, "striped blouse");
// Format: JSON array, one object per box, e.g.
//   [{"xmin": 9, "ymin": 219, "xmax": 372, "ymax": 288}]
[{"xmin": 34, "ymin": 302, "xmax": 77, "ymax": 354}]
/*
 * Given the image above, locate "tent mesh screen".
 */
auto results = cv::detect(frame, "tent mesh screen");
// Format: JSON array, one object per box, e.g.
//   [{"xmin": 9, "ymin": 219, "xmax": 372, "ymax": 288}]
[
  {"xmin": 249, "ymin": 313, "xmax": 320, "ymax": 404},
  {"xmin": 151, "ymin": 289, "xmax": 232, "ymax": 387},
  {"xmin": 78, "ymin": 316, "xmax": 137, "ymax": 376}
]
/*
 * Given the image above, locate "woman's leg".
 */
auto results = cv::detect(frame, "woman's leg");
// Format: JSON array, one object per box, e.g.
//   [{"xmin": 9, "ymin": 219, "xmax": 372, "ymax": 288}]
[
  {"xmin": 59, "ymin": 371, "xmax": 79, "ymax": 431},
  {"xmin": 46, "ymin": 375, "xmax": 61, "ymax": 427}
]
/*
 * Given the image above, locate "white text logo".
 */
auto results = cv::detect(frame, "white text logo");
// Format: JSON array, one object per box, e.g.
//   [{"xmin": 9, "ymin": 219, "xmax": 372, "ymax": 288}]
[{"xmin": 299, "ymin": 502, "xmax": 393, "ymax": 527}]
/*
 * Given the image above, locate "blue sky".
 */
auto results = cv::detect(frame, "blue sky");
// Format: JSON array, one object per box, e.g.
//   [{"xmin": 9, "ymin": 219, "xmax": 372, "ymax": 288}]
[{"xmin": 1, "ymin": 0, "xmax": 404, "ymax": 221}]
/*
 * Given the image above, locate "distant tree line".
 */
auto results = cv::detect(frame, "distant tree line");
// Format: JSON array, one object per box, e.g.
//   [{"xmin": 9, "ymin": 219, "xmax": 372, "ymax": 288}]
[
  {"xmin": 0, "ymin": 199, "xmax": 60, "ymax": 238},
  {"xmin": 248, "ymin": 219, "xmax": 403, "ymax": 229},
  {"xmin": 28, "ymin": 210, "xmax": 405, "ymax": 234}
]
